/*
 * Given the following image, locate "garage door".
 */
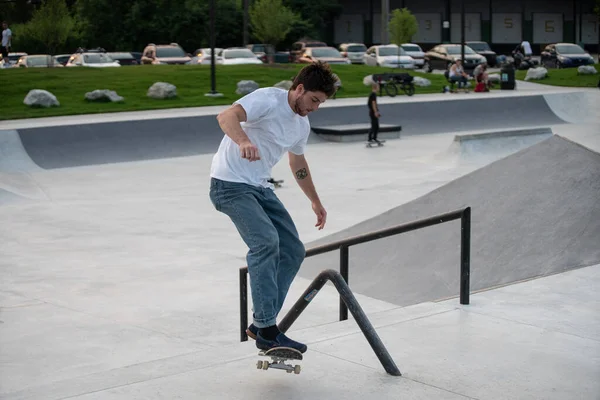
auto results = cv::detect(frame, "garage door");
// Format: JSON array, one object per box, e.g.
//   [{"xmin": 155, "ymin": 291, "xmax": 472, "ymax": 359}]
[
  {"xmin": 334, "ymin": 14, "xmax": 365, "ymax": 44},
  {"xmin": 492, "ymin": 13, "xmax": 522, "ymax": 43},
  {"xmin": 413, "ymin": 13, "xmax": 442, "ymax": 43},
  {"xmin": 533, "ymin": 13, "xmax": 563, "ymax": 44},
  {"xmin": 577, "ymin": 14, "xmax": 599, "ymax": 45},
  {"xmin": 451, "ymin": 13, "xmax": 481, "ymax": 42}
]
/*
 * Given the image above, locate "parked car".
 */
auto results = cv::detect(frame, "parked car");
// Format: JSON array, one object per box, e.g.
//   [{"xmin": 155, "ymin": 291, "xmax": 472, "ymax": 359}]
[
  {"xmin": 363, "ymin": 45, "xmax": 416, "ymax": 69},
  {"xmin": 130, "ymin": 52, "xmax": 142, "ymax": 64},
  {"xmin": 247, "ymin": 43, "xmax": 274, "ymax": 63},
  {"xmin": 465, "ymin": 41, "xmax": 497, "ymax": 67},
  {"xmin": 297, "ymin": 47, "xmax": 351, "ymax": 65},
  {"xmin": 14, "ymin": 54, "xmax": 63, "ymax": 68},
  {"xmin": 290, "ymin": 39, "xmax": 328, "ymax": 62},
  {"xmin": 423, "ymin": 44, "xmax": 485, "ymax": 74},
  {"xmin": 66, "ymin": 52, "xmax": 120, "ymax": 68},
  {"xmin": 400, "ymin": 43, "xmax": 425, "ymax": 67},
  {"xmin": 107, "ymin": 52, "xmax": 138, "ymax": 66},
  {"xmin": 540, "ymin": 43, "xmax": 595, "ymax": 69},
  {"xmin": 188, "ymin": 48, "xmax": 224, "ymax": 65},
  {"xmin": 218, "ymin": 48, "xmax": 263, "ymax": 65},
  {"xmin": 338, "ymin": 43, "xmax": 367, "ymax": 64},
  {"xmin": 1, "ymin": 52, "xmax": 27, "ymax": 67},
  {"xmin": 53, "ymin": 54, "xmax": 71, "ymax": 66},
  {"xmin": 141, "ymin": 43, "xmax": 191, "ymax": 65}
]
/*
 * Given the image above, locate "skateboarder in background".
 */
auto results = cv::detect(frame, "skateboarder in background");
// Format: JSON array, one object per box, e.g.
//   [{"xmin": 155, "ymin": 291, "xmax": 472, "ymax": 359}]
[
  {"xmin": 367, "ymin": 82, "xmax": 381, "ymax": 144},
  {"xmin": 209, "ymin": 61, "xmax": 337, "ymax": 354}
]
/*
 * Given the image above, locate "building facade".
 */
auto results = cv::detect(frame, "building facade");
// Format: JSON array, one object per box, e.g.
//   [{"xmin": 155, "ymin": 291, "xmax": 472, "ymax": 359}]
[{"xmin": 332, "ymin": 0, "xmax": 599, "ymax": 53}]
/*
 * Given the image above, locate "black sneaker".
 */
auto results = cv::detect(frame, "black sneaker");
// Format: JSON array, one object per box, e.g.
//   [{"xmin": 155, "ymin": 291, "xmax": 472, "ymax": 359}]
[
  {"xmin": 256, "ymin": 332, "xmax": 308, "ymax": 353},
  {"xmin": 246, "ymin": 323, "xmax": 259, "ymax": 340}
]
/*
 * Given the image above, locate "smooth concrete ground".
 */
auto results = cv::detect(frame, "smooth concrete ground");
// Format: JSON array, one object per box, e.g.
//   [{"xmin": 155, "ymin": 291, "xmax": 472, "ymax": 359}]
[{"xmin": 1, "ymin": 84, "xmax": 599, "ymax": 400}]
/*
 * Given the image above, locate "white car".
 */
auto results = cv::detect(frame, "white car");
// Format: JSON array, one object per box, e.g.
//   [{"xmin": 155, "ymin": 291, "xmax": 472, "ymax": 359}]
[
  {"xmin": 218, "ymin": 48, "xmax": 263, "ymax": 65},
  {"xmin": 188, "ymin": 48, "xmax": 224, "ymax": 65},
  {"xmin": 400, "ymin": 43, "xmax": 425, "ymax": 67},
  {"xmin": 363, "ymin": 45, "xmax": 415, "ymax": 69},
  {"xmin": 66, "ymin": 52, "xmax": 120, "ymax": 68}
]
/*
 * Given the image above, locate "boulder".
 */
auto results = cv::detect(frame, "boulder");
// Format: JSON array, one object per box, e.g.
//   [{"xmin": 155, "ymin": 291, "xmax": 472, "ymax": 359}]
[
  {"xmin": 147, "ymin": 82, "xmax": 177, "ymax": 99},
  {"xmin": 23, "ymin": 89, "xmax": 59, "ymax": 108},
  {"xmin": 236, "ymin": 80, "xmax": 259, "ymax": 95},
  {"xmin": 524, "ymin": 67, "xmax": 548, "ymax": 81},
  {"xmin": 577, "ymin": 65, "xmax": 597, "ymax": 75},
  {"xmin": 413, "ymin": 76, "xmax": 431, "ymax": 87},
  {"xmin": 331, "ymin": 73, "xmax": 342, "ymax": 89},
  {"xmin": 274, "ymin": 80, "xmax": 293, "ymax": 90},
  {"xmin": 363, "ymin": 75, "xmax": 376, "ymax": 86},
  {"xmin": 85, "ymin": 89, "xmax": 124, "ymax": 102},
  {"xmin": 488, "ymin": 73, "xmax": 501, "ymax": 83}
]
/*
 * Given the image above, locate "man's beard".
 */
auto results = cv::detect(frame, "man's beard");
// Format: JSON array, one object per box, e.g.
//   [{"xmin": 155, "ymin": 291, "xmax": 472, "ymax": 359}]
[{"xmin": 294, "ymin": 97, "xmax": 307, "ymax": 116}]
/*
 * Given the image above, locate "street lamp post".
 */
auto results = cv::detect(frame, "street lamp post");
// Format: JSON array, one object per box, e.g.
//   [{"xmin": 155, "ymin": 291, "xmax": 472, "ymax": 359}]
[{"xmin": 205, "ymin": 0, "xmax": 223, "ymax": 97}]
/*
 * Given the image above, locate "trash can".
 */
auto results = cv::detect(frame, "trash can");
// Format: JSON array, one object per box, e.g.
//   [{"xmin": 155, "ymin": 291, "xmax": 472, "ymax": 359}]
[{"xmin": 500, "ymin": 63, "xmax": 516, "ymax": 90}]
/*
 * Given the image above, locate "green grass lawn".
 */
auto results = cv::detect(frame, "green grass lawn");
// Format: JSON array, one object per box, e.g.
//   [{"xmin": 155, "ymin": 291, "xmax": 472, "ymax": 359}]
[
  {"xmin": 0, "ymin": 64, "xmax": 450, "ymax": 121},
  {"xmin": 515, "ymin": 63, "xmax": 600, "ymax": 87}
]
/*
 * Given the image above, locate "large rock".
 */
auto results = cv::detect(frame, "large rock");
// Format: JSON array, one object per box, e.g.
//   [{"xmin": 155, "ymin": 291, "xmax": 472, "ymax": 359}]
[
  {"xmin": 413, "ymin": 76, "xmax": 431, "ymax": 87},
  {"xmin": 524, "ymin": 67, "xmax": 548, "ymax": 81},
  {"xmin": 363, "ymin": 75, "xmax": 376, "ymax": 86},
  {"xmin": 274, "ymin": 80, "xmax": 293, "ymax": 90},
  {"xmin": 577, "ymin": 65, "xmax": 597, "ymax": 75},
  {"xmin": 85, "ymin": 89, "xmax": 124, "ymax": 103},
  {"xmin": 332, "ymin": 73, "xmax": 342, "ymax": 89},
  {"xmin": 23, "ymin": 89, "xmax": 59, "ymax": 108},
  {"xmin": 147, "ymin": 82, "xmax": 177, "ymax": 99},
  {"xmin": 488, "ymin": 73, "xmax": 501, "ymax": 83},
  {"xmin": 235, "ymin": 80, "xmax": 259, "ymax": 95}
]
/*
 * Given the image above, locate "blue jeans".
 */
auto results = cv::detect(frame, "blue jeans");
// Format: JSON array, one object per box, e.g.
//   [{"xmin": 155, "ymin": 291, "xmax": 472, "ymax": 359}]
[
  {"xmin": 209, "ymin": 178, "xmax": 306, "ymax": 328},
  {"xmin": 450, "ymin": 75, "xmax": 468, "ymax": 88}
]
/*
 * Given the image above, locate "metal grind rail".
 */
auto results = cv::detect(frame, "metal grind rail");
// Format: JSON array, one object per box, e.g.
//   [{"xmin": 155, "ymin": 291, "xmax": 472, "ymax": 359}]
[{"xmin": 239, "ymin": 207, "xmax": 471, "ymax": 376}]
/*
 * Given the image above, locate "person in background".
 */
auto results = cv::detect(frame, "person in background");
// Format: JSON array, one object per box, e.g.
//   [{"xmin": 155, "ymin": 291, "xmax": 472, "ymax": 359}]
[
  {"xmin": 449, "ymin": 60, "xmax": 469, "ymax": 90},
  {"xmin": 1, "ymin": 21, "xmax": 12, "ymax": 67},
  {"xmin": 367, "ymin": 82, "xmax": 381, "ymax": 144}
]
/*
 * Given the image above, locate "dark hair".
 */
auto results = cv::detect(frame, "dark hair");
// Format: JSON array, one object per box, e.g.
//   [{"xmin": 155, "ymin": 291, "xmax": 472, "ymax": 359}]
[{"xmin": 291, "ymin": 61, "xmax": 337, "ymax": 98}]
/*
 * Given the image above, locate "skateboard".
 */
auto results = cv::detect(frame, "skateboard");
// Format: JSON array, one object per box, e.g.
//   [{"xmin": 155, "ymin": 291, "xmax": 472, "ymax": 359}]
[
  {"xmin": 267, "ymin": 178, "xmax": 283, "ymax": 188},
  {"xmin": 256, "ymin": 347, "xmax": 303, "ymax": 374},
  {"xmin": 366, "ymin": 140, "xmax": 386, "ymax": 148}
]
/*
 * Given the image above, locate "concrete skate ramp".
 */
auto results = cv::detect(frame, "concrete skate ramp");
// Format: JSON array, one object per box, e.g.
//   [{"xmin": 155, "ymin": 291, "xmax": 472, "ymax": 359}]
[
  {"xmin": 299, "ymin": 135, "xmax": 600, "ymax": 306},
  {"xmin": 14, "ymin": 95, "xmax": 565, "ymax": 169}
]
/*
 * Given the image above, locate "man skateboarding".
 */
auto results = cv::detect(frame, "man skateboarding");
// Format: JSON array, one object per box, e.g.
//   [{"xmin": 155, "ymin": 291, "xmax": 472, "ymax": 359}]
[
  {"xmin": 209, "ymin": 62, "xmax": 337, "ymax": 354},
  {"xmin": 367, "ymin": 82, "xmax": 381, "ymax": 144}
]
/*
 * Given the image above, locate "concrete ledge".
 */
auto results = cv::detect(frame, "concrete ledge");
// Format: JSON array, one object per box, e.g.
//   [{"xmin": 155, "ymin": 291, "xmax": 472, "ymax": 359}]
[
  {"xmin": 312, "ymin": 123, "xmax": 402, "ymax": 143},
  {"xmin": 453, "ymin": 127, "xmax": 552, "ymax": 142}
]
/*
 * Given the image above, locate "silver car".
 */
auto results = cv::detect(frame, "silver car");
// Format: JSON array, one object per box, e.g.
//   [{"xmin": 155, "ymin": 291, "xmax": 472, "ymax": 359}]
[
  {"xmin": 400, "ymin": 43, "xmax": 425, "ymax": 67},
  {"xmin": 338, "ymin": 43, "xmax": 367, "ymax": 64}
]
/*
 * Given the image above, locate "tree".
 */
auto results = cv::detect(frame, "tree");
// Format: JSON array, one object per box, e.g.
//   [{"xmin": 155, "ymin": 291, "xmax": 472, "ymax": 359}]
[
  {"xmin": 22, "ymin": 0, "xmax": 77, "ymax": 55},
  {"xmin": 388, "ymin": 8, "xmax": 418, "ymax": 46},
  {"xmin": 285, "ymin": 0, "xmax": 342, "ymax": 42},
  {"xmin": 249, "ymin": 0, "xmax": 298, "ymax": 55}
]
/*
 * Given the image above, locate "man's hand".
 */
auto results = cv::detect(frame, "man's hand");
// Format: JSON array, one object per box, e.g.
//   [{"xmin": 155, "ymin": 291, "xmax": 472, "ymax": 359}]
[
  {"xmin": 240, "ymin": 140, "xmax": 260, "ymax": 161},
  {"xmin": 312, "ymin": 201, "xmax": 327, "ymax": 230}
]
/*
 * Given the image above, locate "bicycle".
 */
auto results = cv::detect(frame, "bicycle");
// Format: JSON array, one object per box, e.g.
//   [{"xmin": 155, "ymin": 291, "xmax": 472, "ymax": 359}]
[{"xmin": 373, "ymin": 73, "xmax": 415, "ymax": 97}]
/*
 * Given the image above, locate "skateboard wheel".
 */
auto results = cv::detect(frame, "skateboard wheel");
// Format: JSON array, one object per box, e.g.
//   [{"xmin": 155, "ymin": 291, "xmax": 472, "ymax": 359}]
[
  {"xmin": 257, "ymin": 361, "xmax": 263, "ymax": 369},
  {"xmin": 286, "ymin": 369, "xmax": 292, "ymax": 373},
  {"xmin": 294, "ymin": 365, "xmax": 301, "ymax": 374},
  {"xmin": 262, "ymin": 362, "xmax": 269, "ymax": 370}
]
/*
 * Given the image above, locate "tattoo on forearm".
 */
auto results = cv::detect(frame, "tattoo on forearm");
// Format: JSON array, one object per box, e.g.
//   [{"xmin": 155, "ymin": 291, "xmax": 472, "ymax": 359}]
[{"xmin": 295, "ymin": 168, "xmax": 308, "ymax": 180}]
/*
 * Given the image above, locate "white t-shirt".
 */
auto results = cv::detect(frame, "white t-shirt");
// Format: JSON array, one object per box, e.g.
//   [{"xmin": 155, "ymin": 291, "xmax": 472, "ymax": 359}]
[
  {"xmin": 521, "ymin": 41, "xmax": 532, "ymax": 56},
  {"xmin": 2, "ymin": 28, "xmax": 11, "ymax": 47},
  {"xmin": 210, "ymin": 87, "xmax": 311, "ymax": 189}
]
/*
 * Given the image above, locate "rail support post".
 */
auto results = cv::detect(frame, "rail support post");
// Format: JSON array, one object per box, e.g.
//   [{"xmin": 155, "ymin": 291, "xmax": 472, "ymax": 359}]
[{"xmin": 279, "ymin": 269, "xmax": 401, "ymax": 376}]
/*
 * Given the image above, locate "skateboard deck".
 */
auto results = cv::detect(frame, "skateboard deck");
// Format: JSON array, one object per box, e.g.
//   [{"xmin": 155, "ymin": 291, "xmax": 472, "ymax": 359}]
[
  {"xmin": 267, "ymin": 178, "xmax": 283, "ymax": 188},
  {"xmin": 366, "ymin": 140, "xmax": 385, "ymax": 148},
  {"xmin": 257, "ymin": 347, "xmax": 303, "ymax": 374}
]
